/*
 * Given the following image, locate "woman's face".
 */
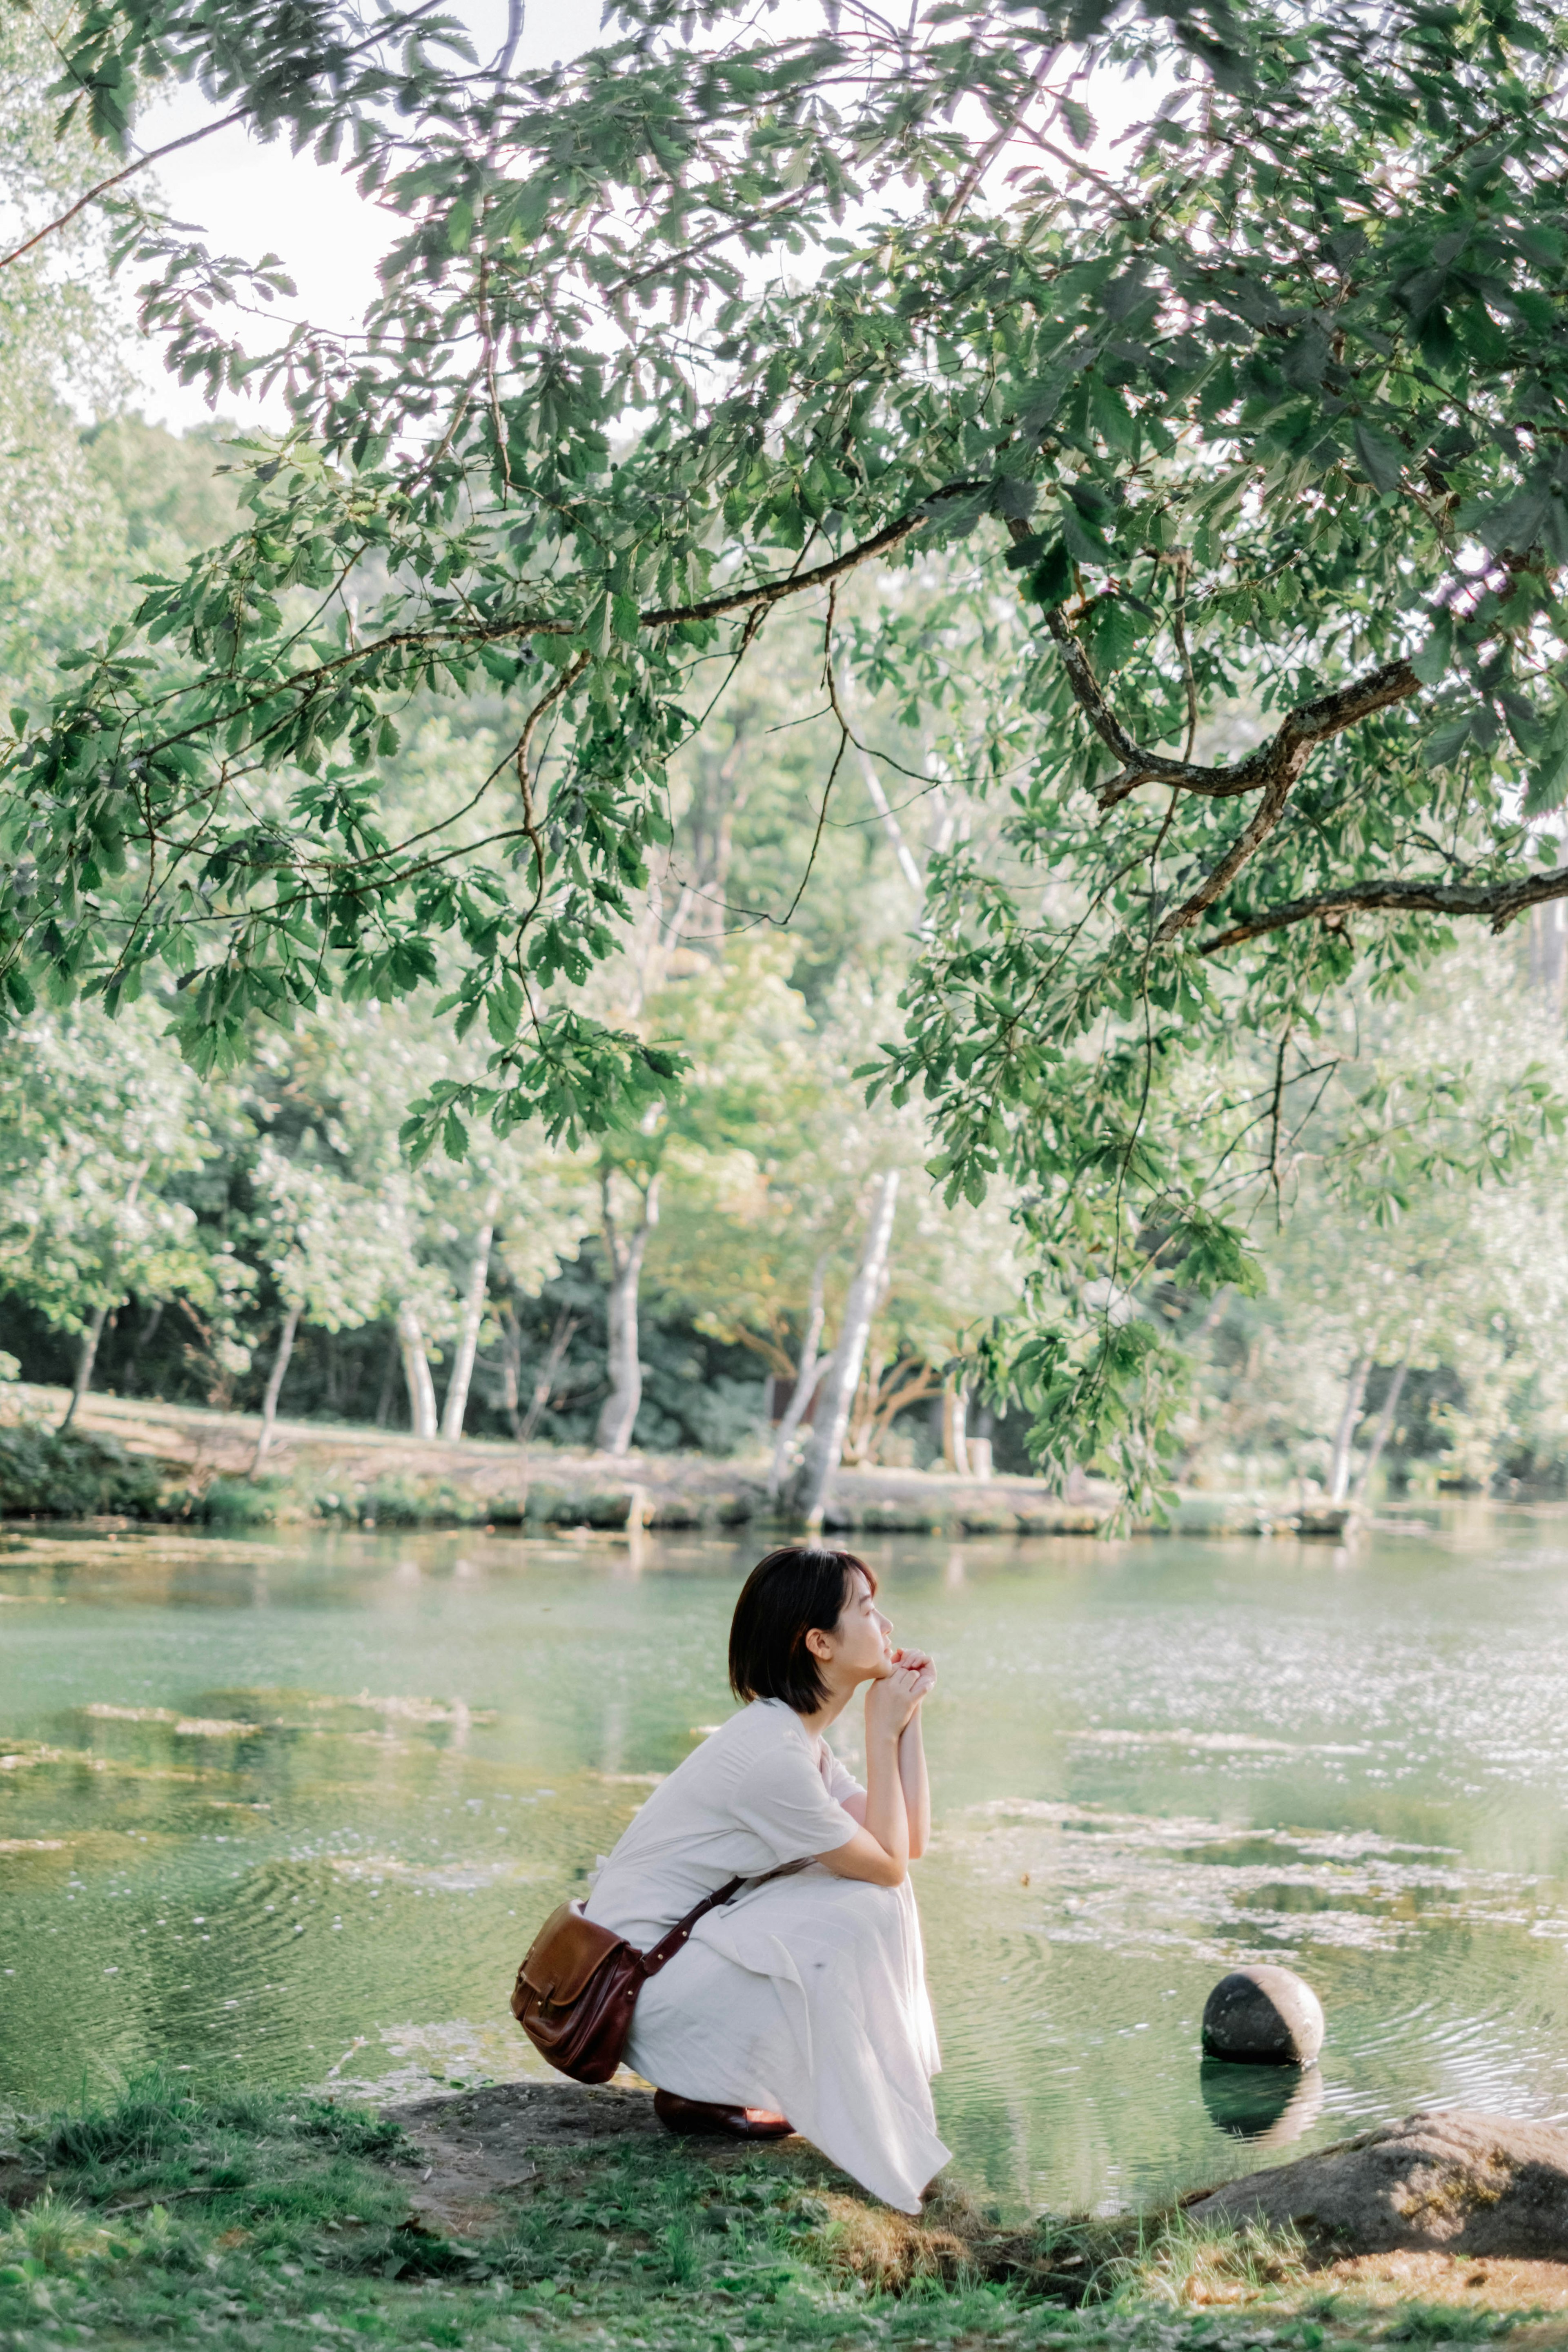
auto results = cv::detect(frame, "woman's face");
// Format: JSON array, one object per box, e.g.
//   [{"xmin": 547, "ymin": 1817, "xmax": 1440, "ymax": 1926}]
[{"xmin": 824, "ymin": 1570, "xmax": 893, "ymax": 1683}]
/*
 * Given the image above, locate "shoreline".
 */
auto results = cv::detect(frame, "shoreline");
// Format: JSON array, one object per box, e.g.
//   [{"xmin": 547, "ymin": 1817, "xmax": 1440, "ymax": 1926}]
[
  {"xmin": 6, "ymin": 2073, "xmax": 1568, "ymax": 2348},
  {"xmin": 0, "ymin": 1385, "xmax": 1452, "ymax": 1539}
]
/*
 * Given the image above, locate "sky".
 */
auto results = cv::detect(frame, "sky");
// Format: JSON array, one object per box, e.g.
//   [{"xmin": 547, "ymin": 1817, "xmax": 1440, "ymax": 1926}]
[
  {"xmin": 124, "ymin": 1, "xmax": 1158, "ymax": 438},
  {"xmin": 129, "ymin": 0, "xmax": 604, "ymax": 432}
]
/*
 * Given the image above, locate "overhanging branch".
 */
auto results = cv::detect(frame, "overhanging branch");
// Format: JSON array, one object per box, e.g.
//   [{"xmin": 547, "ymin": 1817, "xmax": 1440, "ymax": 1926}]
[
  {"xmin": 639, "ymin": 490, "xmax": 979, "ymax": 628},
  {"xmin": 1007, "ymin": 519, "xmax": 1422, "ymax": 817},
  {"xmin": 1199, "ymin": 862, "xmax": 1568, "ymax": 954}
]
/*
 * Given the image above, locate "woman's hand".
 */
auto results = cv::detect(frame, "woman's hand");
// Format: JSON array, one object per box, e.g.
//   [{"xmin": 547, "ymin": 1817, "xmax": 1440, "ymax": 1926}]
[
  {"xmin": 864, "ymin": 1658, "xmax": 927, "ymax": 1743},
  {"xmin": 890, "ymin": 1646, "xmax": 937, "ymax": 1702}
]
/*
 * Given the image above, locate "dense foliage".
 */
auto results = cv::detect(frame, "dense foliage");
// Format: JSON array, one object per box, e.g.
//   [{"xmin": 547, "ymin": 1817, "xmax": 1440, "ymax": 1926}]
[{"xmin": 3, "ymin": 0, "xmax": 1568, "ymax": 1493}]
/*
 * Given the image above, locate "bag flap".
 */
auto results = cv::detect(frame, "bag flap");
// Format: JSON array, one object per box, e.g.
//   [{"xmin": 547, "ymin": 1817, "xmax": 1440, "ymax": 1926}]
[{"xmin": 519, "ymin": 1901, "xmax": 628, "ymax": 2005}]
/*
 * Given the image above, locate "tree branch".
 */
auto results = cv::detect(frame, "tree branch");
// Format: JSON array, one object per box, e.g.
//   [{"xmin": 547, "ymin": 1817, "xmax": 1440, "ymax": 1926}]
[
  {"xmin": 639, "ymin": 493, "xmax": 976, "ymax": 628},
  {"xmin": 1007, "ymin": 508, "xmax": 1423, "ymax": 818},
  {"xmin": 0, "ymin": 112, "xmax": 247, "ymax": 274},
  {"xmin": 1154, "ymin": 759, "xmax": 1296, "ymax": 940},
  {"xmin": 1096, "ymin": 656, "xmax": 1421, "ymax": 810},
  {"xmin": 1199, "ymin": 862, "xmax": 1568, "ymax": 955}
]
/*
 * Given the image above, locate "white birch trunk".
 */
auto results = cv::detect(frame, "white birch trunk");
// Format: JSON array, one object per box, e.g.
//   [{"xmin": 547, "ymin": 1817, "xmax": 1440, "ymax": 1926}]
[
  {"xmin": 788, "ymin": 1171, "xmax": 899, "ymax": 1528},
  {"xmin": 440, "ymin": 1187, "xmax": 501, "ymax": 1442},
  {"xmin": 767, "ymin": 1248, "xmax": 831, "ymax": 1498},
  {"xmin": 1352, "ymin": 1339, "xmax": 1417, "ymax": 1506},
  {"xmin": 942, "ymin": 1376, "xmax": 971, "ymax": 1476},
  {"xmin": 251, "ymin": 1301, "xmax": 302, "ymax": 1476},
  {"xmin": 596, "ymin": 1174, "xmax": 660, "ymax": 1457},
  {"xmin": 1327, "ymin": 1350, "xmax": 1373, "ymax": 1503},
  {"xmin": 397, "ymin": 1301, "xmax": 439, "ymax": 1439}
]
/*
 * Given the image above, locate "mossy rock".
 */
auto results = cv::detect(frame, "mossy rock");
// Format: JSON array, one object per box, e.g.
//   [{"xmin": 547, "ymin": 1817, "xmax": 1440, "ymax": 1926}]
[
  {"xmin": 525, "ymin": 1485, "xmax": 636, "ymax": 1528},
  {"xmin": 1172, "ymin": 1497, "xmax": 1272, "ymax": 1537},
  {"xmin": 958, "ymin": 1505, "xmax": 1018, "ymax": 1535},
  {"xmin": 644, "ymin": 1493, "xmax": 702, "ymax": 1527},
  {"xmin": 819, "ymin": 1499, "xmax": 952, "ymax": 1535},
  {"xmin": 706, "ymin": 1490, "xmax": 758, "ymax": 1527},
  {"xmin": 1015, "ymin": 1505, "xmax": 1103, "ymax": 1535}
]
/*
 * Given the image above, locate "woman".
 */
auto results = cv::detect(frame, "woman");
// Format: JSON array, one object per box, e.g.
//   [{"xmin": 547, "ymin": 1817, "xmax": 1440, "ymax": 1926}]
[{"xmin": 584, "ymin": 1543, "xmax": 949, "ymax": 2214}]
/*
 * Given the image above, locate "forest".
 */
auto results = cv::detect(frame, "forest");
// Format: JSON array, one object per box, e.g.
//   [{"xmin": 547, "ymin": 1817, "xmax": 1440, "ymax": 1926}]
[{"xmin": 3, "ymin": 0, "xmax": 1568, "ymax": 1515}]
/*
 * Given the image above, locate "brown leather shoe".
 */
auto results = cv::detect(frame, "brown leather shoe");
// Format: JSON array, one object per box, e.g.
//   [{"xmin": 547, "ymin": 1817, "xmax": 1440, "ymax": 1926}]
[{"xmin": 653, "ymin": 2088, "xmax": 793, "ymax": 2139}]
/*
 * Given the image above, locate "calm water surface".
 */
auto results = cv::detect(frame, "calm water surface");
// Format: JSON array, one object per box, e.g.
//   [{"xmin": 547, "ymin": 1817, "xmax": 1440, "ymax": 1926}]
[{"xmin": 3, "ymin": 1508, "xmax": 1568, "ymax": 2213}]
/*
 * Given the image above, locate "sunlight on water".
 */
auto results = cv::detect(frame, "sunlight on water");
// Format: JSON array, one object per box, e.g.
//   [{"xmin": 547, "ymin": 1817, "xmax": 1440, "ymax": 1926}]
[{"xmin": 3, "ymin": 1507, "xmax": 1568, "ymax": 2214}]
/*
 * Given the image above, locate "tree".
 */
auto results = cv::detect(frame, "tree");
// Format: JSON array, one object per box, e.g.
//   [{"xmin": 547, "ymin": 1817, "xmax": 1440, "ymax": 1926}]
[
  {"xmin": 1168, "ymin": 941, "xmax": 1568, "ymax": 1495},
  {"xmin": 790, "ymin": 1170, "xmax": 900, "ymax": 1528},
  {"xmin": 0, "ymin": 1005, "xmax": 236, "ymax": 1420},
  {"xmin": 9, "ymin": 0, "xmax": 1568, "ymax": 1490},
  {"xmin": 245, "ymin": 1138, "xmax": 407, "ymax": 1469}
]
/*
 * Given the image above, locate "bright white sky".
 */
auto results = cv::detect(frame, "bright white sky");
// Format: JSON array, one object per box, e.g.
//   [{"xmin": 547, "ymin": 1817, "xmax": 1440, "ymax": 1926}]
[
  {"xmin": 130, "ymin": 0, "xmax": 603, "ymax": 430},
  {"xmin": 127, "ymin": 2, "xmax": 1157, "ymax": 436}
]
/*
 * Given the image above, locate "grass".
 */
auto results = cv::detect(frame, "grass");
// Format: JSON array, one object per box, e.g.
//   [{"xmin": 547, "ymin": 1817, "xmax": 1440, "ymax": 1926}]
[{"xmin": 0, "ymin": 2076, "xmax": 1549, "ymax": 2351}]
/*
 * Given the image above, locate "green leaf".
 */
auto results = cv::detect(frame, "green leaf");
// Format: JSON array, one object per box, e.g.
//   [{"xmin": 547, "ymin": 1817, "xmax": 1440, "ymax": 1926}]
[
  {"xmin": 1421, "ymin": 714, "xmax": 1475, "ymax": 769},
  {"xmin": 584, "ymin": 596, "xmax": 612, "ymax": 659},
  {"xmin": 1410, "ymin": 610, "xmax": 1453, "ymax": 687},
  {"xmin": 1028, "ymin": 541, "xmax": 1074, "ymax": 609},
  {"xmin": 1352, "ymin": 421, "xmax": 1405, "ymax": 496},
  {"xmin": 1059, "ymin": 96, "xmax": 1097, "ymax": 149}
]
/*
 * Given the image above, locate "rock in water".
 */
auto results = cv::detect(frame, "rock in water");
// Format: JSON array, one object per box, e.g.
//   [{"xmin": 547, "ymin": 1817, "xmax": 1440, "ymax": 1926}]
[
  {"xmin": 1202, "ymin": 1965, "xmax": 1324, "ymax": 2065},
  {"xmin": 1185, "ymin": 2109, "xmax": 1568, "ymax": 2256}
]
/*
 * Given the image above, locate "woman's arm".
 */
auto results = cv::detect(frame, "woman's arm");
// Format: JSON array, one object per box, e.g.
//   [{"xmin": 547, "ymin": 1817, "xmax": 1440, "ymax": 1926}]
[
  {"xmin": 898, "ymin": 1706, "xmax": 931, "ymax": 1860},
  {"xmin": 818, "ymin": 1662, "xmax": 924, "ymax": 1886},
  {"xmin": 839, "ymin": 1651, "xmax": 934, "ymax": 1855}
]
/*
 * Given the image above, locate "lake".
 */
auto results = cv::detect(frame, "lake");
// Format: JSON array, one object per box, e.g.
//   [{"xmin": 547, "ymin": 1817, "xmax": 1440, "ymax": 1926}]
[{"xmin": 3, "ymin": 1507, "xmax": 1568, "ymax": 2215}]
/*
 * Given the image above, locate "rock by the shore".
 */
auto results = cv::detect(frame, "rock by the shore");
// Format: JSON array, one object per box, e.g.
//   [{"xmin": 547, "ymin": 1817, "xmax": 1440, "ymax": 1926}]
[
  {"xmin": 1187, "ymin": 2109, "xmax": 1568, "ymax": 2257},
  {"xmin": 1202, "ymin": 1964, "xmax": 1325, "ymax": 2065}
]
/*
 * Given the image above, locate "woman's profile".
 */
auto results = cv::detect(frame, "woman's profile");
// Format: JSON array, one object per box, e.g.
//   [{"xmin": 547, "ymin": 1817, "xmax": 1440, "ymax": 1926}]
[{"xmin": 584, "ymin": 1542, "xmax": 949, "ymax": 2214}]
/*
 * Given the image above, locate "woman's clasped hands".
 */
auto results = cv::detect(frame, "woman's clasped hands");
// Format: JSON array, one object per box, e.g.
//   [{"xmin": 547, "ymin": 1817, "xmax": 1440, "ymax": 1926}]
[{"xmin": 865, "ymin": 1645, "xmax": 937, "ymax": 1739}]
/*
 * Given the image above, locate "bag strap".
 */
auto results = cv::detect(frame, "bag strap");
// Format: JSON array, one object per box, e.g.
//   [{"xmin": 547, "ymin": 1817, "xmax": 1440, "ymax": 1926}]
[{"xmin": 639, "ymin": 1874, "xmax": 746, "ymax": 1978}]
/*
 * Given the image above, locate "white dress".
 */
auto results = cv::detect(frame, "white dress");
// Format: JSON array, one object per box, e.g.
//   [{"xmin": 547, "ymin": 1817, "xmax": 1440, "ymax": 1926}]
[{"xmin": 584, "ymin": 1698, "xmax": 949, "ymax": 2214}]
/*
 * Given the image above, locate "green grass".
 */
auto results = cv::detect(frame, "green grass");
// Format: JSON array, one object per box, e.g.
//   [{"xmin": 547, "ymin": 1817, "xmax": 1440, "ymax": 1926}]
[{"xmin": 0, "ymin": 2076, "xmax": 1540, "ymax": 2352}]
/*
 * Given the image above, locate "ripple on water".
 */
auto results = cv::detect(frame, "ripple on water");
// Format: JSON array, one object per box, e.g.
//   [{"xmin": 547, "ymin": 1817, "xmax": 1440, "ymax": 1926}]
[{"xmin": 8, "ymin": 1516, "xmax": 1568, "ymax": 2211}]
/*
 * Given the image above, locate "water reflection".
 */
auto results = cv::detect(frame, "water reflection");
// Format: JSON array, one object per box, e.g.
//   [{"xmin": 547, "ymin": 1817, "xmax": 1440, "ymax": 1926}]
[
  {"xmin": 4, "ymin": 1509, "xmax": 1568, "ymax": 2213},
  {"xmin": 1199, "ymin": 2060, "xmax": 1325, "ymax": 2145}
]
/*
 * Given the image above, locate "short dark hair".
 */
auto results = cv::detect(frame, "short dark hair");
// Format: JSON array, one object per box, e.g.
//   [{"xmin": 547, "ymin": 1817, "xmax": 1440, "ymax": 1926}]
[{"xmin": 728, "ymin": 1545, "xmax": 877, "ymax": 1714}]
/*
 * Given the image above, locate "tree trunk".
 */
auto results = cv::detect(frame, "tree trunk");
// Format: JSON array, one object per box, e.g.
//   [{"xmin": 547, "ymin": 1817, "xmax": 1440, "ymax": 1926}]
[
  {"xmin": 61, "ymin": 1159, "xmax": 146, "ymax": 1431},
  {"xmin": 125, "ymin": 1298, "xmax": 164, "ymax": 1396},
  {"xmin": 374, "ymin": 1331, "xmax": 400, "ymax": 1427},
  {"xmin": 520, "ymin": 1307, "xmax": 580, "ymax": 1447},
  {"xmin": 251, "ymin": 1301, "xmax": 302, "ymax": 1476},
  {"xmin": 441, "ymin": 1187, "xmax": 500, "ymax": 1442},
  {"xmin": 596, "ymin": 1173, "xmax": 660, "ymax": 1457},
  {"xmin": 767, "ymin": 1249, "xmax": 831, "ymax": 1497},
  {"xmin": 60, "ymin": 1302, "xmax": 111, "ymax": 1431},
  {"xmin": 942, "ymin": 1374, "xmax": 971, "ymax": 1475},
  {"xmin": 1327, "ymin": 1350, "xmax": 1374, "ymax": 1503},
  {"xmin": 497, "ymin": 1303, "xmax": 523, "ymax": 1438},
  {"xmin": 853, "ymin": 743, "xmax": 925, "ymax": 897},
  {"xmin": 1528, "ymin": 900, "xmax": 1568, "ymax": 1013},
  {"xmin": 1352, "ymin": 1340, "xmax": 1416, "ymax": 1506},
  {"xmin": 788, "ymin": 1170, "xmax": 900, "ymax": 1528},
  {"xmin": 396, "ymin": 1302, "xmax": 439, "ymax": 1440}
]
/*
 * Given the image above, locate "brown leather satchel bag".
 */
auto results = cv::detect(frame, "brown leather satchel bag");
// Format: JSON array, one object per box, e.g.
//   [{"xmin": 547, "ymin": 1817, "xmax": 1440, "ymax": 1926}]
[{"xmin": 511, "ymin": 1875, "xmax": 746, "ymax": 2084}]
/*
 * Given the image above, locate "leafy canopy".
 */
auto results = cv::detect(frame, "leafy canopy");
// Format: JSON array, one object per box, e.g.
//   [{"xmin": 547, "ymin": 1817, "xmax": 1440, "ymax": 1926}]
[{"xmin": 6, "ymin": 0, "xmax": 1568, "ymax": 1487}]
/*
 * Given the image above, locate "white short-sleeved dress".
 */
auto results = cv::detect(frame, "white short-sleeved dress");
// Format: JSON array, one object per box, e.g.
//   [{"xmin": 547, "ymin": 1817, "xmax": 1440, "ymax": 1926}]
[{"xmin": 584, "ymin": 1697, "xmax": 949, "ymax": 2214}]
